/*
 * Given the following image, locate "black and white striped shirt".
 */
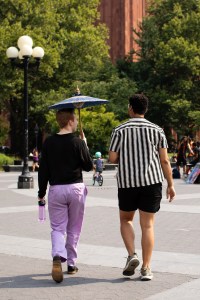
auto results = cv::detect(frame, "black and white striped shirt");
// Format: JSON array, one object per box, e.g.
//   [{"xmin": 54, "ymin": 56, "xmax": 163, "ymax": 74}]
[{"xmin": 109, "ymin": 118, "xmax": 168, "ymax": 188}]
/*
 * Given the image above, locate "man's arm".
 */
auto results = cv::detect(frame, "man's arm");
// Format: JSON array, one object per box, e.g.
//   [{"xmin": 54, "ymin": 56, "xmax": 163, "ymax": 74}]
[
  {"xmin": 159, "ymin": 148, "xmax": 176, "ymax": 202},
  {"xmin": 108, "ymin": 151, "xmax": 119, "ymax": 164}
]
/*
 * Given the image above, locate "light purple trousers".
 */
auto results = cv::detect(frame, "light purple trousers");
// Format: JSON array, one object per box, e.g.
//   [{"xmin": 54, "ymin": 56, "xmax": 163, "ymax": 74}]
[{"xmin": 48, "ymin": 183, "xmax": 87, "ymax": 266}]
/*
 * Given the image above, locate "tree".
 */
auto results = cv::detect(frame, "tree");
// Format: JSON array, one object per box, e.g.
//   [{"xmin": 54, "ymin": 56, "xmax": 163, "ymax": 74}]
[
  {"xmin": 117, "ymin": 0, "xmax": 200, "ymax": 139},
  {"xmin": 79, "ymin": 107, "xmax": 120, "ymax": 155},
  {"xmin": 0, "ymin": 0, "xmax": 109, "ymax": 153},
  {"xmin": 74, "ymin": 60, "xmax": 138, "ymax": 121}
]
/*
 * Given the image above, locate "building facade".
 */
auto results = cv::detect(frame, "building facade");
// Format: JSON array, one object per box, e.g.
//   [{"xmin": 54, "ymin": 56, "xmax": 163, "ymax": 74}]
[{"xmin": 99, "ymin": 0, "xmax": 146, "ymax": 62}]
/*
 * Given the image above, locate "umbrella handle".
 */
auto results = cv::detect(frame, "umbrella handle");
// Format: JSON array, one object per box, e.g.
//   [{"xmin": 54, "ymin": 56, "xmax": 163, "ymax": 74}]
[
  {"xmin": 78, "ymin": 108, "xmax": 83, "ymax": 132},
  {"xmin": 78, "ymin": 109, "xmax": 87, "ymax": 145}
]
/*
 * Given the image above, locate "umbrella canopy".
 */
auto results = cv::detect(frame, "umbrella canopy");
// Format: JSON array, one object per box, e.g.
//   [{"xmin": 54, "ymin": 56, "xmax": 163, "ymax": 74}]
[
  {"xmin": 49, "ymin": 95, "xmax": 109, "ymax": 110},
  {"xmin": 49, "ymin": 92, "xmax": 109, "ymax": 133}
]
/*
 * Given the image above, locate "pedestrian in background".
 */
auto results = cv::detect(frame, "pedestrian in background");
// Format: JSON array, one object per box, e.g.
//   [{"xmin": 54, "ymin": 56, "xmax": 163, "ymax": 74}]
[
  {"xmin": 38, "ymin": 108, "xmax": 93, "ymax": 283},
  {"xmin": 109, "ymin": 93, "xmax": 175, "ymax": 281},
  {"xmin": 176, "ymin": 136, "xmax": 193, "ymax": 176},
  {"xmin": 186, "ymin": 141, "xmax": 200, "ymax": 175},
  {"xmin": 187, "ymin": 138, "xmax": 195, "ymax": 163},
  {"xmin": 32, "ymin": 148, "xmax": 39, "ymax": 171},
  {"xmin": 93, "ymin": 151, "xmax": 103, "ymax": 185}
]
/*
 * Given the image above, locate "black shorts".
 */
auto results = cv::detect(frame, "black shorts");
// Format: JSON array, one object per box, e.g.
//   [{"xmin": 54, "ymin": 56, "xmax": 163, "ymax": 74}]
[{"xmin": 118, "ymin": 183, "xmax": 162, "ymax": 213}]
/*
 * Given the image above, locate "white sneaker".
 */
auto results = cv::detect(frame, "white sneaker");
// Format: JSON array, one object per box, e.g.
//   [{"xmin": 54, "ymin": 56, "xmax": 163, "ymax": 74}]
[
  {"xmin": 123, "ymin": 253, "xmax": 140, "ymax": 276},
  {"xmin": 140, "ymin": 267, "xmax": 153, "ymax": 281}
]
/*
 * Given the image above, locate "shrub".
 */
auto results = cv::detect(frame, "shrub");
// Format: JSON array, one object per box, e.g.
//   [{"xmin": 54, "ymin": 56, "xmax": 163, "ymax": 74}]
[{"xmin": 0, "ymin": 153, "xmax": 14, "ymax": 170}]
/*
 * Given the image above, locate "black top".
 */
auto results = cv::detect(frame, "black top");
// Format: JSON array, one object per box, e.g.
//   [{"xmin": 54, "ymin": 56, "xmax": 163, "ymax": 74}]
[{"xmin": 38, "ymin": 133, "xmax": 93, "ymax": 198}]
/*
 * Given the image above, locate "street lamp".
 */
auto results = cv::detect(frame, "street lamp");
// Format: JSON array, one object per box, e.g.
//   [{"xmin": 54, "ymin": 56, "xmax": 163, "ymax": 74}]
[
  {"xmin": 6, "ymin": 35, "xmax": 44, "ymax": 189},
  {"xmin": 34, "ymin": 124, "xmax": 39, "ymax": 150}
]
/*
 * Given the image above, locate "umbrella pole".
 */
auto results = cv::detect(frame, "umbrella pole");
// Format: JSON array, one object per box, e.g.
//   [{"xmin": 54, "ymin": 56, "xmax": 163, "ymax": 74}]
[{"xmin": 78, "ymin": 108, "xmax": 83, "ymax": 133}]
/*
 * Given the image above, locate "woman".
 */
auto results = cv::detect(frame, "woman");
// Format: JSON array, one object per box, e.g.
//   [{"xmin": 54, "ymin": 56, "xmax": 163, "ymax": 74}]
[
  {"xmin": 176, "ymin": 136, "xmax": 193, "ymax": 175},
  {"xmin": 32, "ymin": 148, "xmax": 39, "ymax": 171}
]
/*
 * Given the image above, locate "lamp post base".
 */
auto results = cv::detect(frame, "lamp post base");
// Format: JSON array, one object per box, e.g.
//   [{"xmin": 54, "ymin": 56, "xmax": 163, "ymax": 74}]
[{"xmin": 18, "ymin": 175, "xmax": 34, "ymax": 189}]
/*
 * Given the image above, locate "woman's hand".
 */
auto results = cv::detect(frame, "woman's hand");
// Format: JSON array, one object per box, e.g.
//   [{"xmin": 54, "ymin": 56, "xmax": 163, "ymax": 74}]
[{"xmin": 79, "ymin": 130, "xmax": 87, "ymax": 145}]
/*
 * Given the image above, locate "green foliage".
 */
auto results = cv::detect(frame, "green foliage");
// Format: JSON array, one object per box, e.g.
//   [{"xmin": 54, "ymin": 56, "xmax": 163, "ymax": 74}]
[
  {"xmin": 0, "ymin": 153, "xmax": 14, "ymax": 169},
  {"xmin": 0, "ymin": 0, "xmax": 139, "ymax": 154},
  {"xmin": 75, "ymin": 62, "xmax": 138, "ymax": 121},
  {"xmin": 188, "ymin": 111, "xmax": 200, "ymax": 128},
  {"xmin": 117, "ymin": 0, "xmax": 200, "ymax": 137},
  {"xmin": 78, "ymin": 106, "xmax": 120, "ymax": 154},
  {"xmin": 0, "ymin": 0, "xmax": 111, "ymax": 152},
  {"xmin": 0, "ymin": 0, "xmax": 109, "ymax": 97}
]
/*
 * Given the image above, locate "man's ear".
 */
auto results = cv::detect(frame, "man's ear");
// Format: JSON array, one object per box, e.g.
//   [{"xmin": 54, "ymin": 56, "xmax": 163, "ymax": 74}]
[
  {"xmin": 128, "ymin": 104, "xmax": 132, "ymax": 111},
  {"xmin": 68, "ymin": 119, "xmax": 73, "ymax": 126}
]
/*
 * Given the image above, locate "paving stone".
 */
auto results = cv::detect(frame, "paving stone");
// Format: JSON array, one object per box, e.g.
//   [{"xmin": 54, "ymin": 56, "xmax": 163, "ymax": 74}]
[{"xmin": 0, "ymin": 171, "xmax": 200, "ymax": 299}]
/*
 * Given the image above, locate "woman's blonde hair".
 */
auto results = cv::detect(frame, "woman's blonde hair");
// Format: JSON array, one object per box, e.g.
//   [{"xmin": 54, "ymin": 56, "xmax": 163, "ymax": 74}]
[{"xmin": 56, "ymin": 108, "xmax": 75, "ymax": 128}]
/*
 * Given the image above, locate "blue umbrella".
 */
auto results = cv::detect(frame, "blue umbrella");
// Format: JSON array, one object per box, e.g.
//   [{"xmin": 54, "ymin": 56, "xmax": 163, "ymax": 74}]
[
  {"xmin": 49, "ymin": 90, "xmax": 109, "ymax": 132},
  {"xmin": 48, "ymin": 95, "xmax": 109, "ymax": 110}
]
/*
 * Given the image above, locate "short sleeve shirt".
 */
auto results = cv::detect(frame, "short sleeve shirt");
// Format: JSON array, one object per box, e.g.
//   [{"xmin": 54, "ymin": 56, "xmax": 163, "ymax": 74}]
[{"xmin": 109, "ymin": 118, "xmax": 168, "ymax": 188}]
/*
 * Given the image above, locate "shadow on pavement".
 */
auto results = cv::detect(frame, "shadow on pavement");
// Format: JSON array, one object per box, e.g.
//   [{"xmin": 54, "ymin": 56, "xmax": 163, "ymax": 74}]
[{"xmin": 0, "ymin": 273, "xmax": 141, "ymax": 288}]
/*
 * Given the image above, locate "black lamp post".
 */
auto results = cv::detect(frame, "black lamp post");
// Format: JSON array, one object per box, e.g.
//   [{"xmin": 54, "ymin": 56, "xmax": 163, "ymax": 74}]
[
  {"xmin": 6, "ymin": 35, "xmax": 44, "ymax": 189},
  {"xmin": 34, "ymin": 124, "xmax": 39, "ymax": 150}
]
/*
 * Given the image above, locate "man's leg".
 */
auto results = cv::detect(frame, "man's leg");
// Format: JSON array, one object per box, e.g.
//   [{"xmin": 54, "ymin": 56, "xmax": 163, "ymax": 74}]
[
  {"xmin": 139, "ymin": 210, "xmax": 155, "ymax": 268},
  {"xmin": 119, "ymin": 210, "xmax": 136, "ymax": 255},
  {"xmin": 120, "ymin": 210, "xmax": 140, "ymax": 276}
]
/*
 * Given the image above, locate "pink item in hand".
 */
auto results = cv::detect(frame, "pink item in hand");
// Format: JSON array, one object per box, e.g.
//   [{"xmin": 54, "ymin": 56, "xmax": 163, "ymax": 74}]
[{"xmin": 38, "ymin": 200, "xmax": 46, "ymax": 223}]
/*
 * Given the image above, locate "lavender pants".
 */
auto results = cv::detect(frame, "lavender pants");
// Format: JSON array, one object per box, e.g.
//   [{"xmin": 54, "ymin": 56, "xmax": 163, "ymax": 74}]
[{"xmin": 48, "ymin": 183, "xmax": 87, "ymax": 266}]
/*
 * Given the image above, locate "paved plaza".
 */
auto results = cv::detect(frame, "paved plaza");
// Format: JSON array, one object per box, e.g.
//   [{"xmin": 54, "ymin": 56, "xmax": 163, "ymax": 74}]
[{"xmin": 0, "ymin": 170, "xmax": 200, "ymax": 299}]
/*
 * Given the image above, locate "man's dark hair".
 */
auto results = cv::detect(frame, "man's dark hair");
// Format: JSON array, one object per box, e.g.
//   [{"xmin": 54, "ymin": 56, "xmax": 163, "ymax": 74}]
[{"xmin": 129, "ymin": 94, "xmax": 148, "ymax": 115}]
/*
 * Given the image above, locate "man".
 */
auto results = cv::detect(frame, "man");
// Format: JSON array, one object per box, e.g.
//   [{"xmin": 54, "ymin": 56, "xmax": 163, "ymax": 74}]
[
  {"xmin": 109, "ymin": 94, "xmax": 175, "ymax": 281},
  {"xmin": 38, "ymin": 108, "xmax": 93, "ymax": 283}
]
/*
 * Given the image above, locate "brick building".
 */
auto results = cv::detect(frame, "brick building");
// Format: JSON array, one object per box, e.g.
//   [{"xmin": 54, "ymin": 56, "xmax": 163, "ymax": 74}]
[{"xmin": 99, "ymin": 0, "xmax": 146, "ymax": 62}]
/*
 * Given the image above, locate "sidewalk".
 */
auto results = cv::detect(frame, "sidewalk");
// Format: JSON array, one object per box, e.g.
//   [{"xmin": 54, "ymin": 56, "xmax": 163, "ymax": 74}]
[{"xmin": 0, "ymin": 171, "xmax": 200, "ymax": 299}]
